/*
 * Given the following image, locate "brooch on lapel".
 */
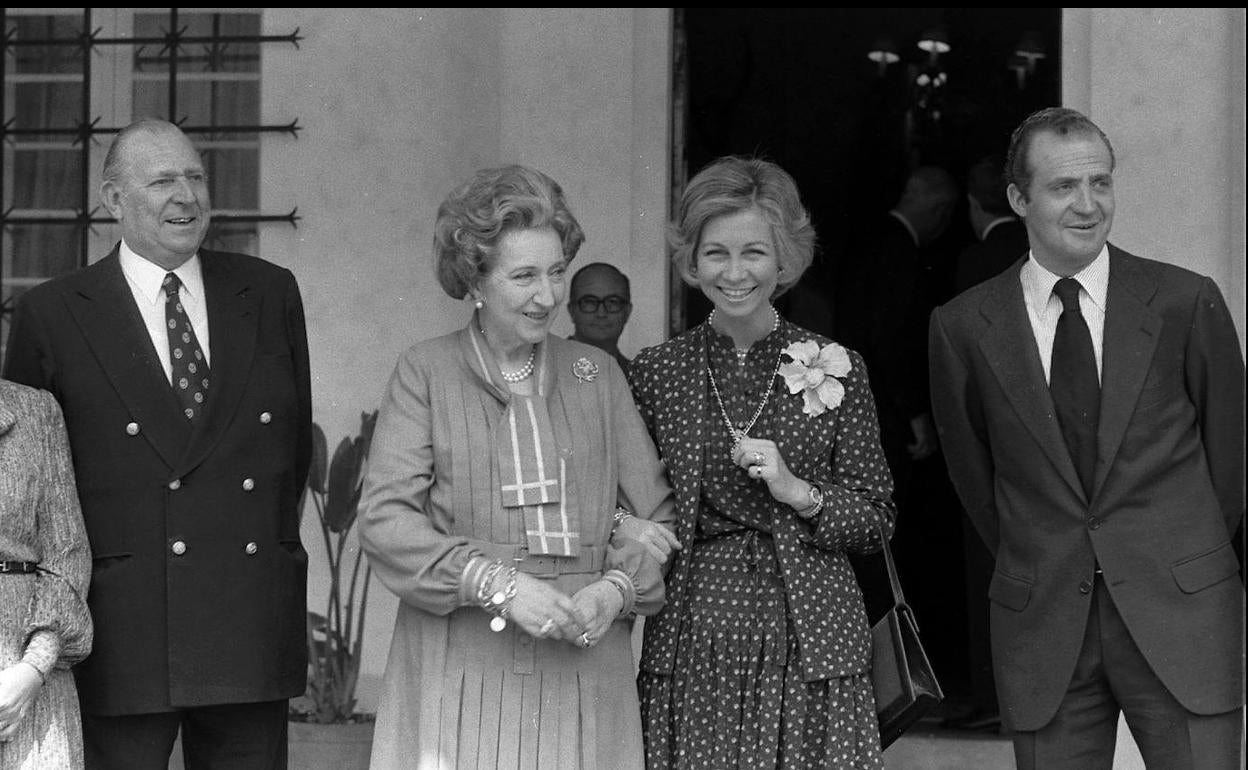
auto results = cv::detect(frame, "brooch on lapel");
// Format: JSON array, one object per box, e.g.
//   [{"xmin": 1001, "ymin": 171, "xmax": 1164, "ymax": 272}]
[
  {"xmin": 572, "ymin": 357, "xmax": 599, "ymax": 383},
  {"xmin": 778, "ymin": 339, "xmax": 852, "ymax": 416}
]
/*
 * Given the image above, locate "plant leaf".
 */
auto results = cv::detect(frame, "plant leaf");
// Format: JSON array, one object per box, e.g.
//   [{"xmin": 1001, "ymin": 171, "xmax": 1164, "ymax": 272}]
[
  {"xmin": 308, "ymin": 423, "xmax": 328, "ymax": 495},
  {"xmin": 325, "ymin": 436, "xmax": 362, "ymax": 533}
]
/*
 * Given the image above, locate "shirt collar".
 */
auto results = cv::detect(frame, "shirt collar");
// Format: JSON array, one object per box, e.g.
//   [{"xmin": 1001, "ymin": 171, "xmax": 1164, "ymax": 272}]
[
  {"xmin": 888, "ymin": 210, "xmax": 920, "ymax": 248},
  {"xmin": 1020, "ymin": 244, "xmax": 1110, "ymax": 315},
  {"xmin": 980, "ymin": 216, "xmax": 1017, "ymax": 241},
  {"xmin": 119, "ymin": 240, "xmax": 204, "ymax": 305}
]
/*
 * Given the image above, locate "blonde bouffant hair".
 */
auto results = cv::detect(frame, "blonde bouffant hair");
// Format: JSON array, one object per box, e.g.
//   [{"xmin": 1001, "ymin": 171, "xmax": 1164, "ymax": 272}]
[{"xmin": 669, "ymin": 156, "xmax": 816, "ymax": 297}]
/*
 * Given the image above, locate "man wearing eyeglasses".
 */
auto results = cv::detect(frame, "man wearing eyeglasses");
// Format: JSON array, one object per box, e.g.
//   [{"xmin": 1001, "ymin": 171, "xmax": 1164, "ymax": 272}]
[{"xmin": 568, "ymin": 262, "xmax": 633, "ymax": 376}]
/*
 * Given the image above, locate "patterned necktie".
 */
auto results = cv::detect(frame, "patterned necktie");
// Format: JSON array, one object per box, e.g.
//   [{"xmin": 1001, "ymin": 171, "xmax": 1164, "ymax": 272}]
[
  {"xmin": 1050, "ymin": 277, "xmax": 1099, "ymax": 497},
  {"xmin": 162, "ymin": 272, "xmax": 210, "ymax": 420}
]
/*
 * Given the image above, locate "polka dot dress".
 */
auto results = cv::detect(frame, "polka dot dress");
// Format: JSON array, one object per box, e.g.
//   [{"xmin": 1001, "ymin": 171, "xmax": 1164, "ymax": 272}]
[{"xmin": 636, "ymin": 320, "xmax": 887, "ymax": 770}]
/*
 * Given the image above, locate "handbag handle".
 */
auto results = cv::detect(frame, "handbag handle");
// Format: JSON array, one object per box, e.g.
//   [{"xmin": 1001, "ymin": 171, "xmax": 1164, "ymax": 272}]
[{"xmin": 877, "ymin": 523, "xmax": 908, "ymax": 610}]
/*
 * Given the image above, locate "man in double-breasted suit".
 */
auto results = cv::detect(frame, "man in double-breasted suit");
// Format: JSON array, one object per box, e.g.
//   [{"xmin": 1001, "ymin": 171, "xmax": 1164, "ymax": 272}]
[
  {"xmin": 929, "ymin": 107, "xmax": 1244, "ymax": 769},
  {"xmin": 4, "ymin": 119, "xmax": 311, "ymax": 769}
]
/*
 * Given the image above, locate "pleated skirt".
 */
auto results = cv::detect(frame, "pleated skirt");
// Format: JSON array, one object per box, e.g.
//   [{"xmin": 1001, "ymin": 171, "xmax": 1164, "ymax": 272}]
[{"xmin": 369, "ymin": 601, "xmax": 643, "ymax": 770}]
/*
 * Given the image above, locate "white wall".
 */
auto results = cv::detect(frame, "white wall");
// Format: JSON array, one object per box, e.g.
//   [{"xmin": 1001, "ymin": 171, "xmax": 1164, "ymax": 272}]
[
  {"xmin": 259, "ymin": 7, "xmax": 670, "ymax": 712},
  {"xmin": 1064, "ymin": 8, "xmax": 1246, "ymax": 352}
]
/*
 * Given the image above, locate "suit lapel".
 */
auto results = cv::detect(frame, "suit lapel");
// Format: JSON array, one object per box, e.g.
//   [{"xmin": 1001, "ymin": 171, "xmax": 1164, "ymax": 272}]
[
  {"xmin": 1094, "ymin": 247, "xmax": 1161, "ymax": 496},
  {"xmin": 976, "ymin": 268, "xmax": 1087, "ymax": 499},
  {"xmin": 65, "ymin": 252, "xmax": 190, "ymax": 468},
  {"xmin": 176, "ymin": 251, "xmax": 258, "ymax": 475}
]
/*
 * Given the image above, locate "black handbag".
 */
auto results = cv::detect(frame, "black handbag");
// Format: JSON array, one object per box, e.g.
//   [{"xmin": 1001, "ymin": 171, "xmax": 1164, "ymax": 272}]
[{"xmin": 870, "ymin": 525, "xmax": 944, "ymax": 750}]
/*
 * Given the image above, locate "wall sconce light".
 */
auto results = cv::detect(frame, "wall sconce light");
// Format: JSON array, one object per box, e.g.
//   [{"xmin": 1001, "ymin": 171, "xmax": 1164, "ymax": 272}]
[
  {"xmin": 916, "ymin": 27, "xmax": 951, "ymax": 64},
  {"xmin": 1010, "ymin": 31, "xmax": 1046, "ymax": 89},
  {"xmin": 867, "ymin": 35, "xmax": 900, "ymax": 77},
  {"xmin": 1014, "ymin": 30, "xmax": 1047, "ymax": 71}
]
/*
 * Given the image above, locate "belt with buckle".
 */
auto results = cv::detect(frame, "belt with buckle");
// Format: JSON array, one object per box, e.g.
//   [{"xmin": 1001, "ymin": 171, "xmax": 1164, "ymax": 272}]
[{"xmin": 0, "ymin": 561, "xmax": 41, "ymax": 574}]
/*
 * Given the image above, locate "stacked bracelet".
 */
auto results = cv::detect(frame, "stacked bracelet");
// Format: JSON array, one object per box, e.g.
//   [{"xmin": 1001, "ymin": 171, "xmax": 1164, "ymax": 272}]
[
  {"xmin": 601, "ymin": 569, "xmax": 636, "ymax": 617},
  {"xmin": 476, "ymin": 560, "xmax": 518, "ymax": 632}
]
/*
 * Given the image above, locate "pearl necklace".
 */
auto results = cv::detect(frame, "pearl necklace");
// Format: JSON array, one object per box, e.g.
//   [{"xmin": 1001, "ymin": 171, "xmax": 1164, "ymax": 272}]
[
  {"xmin": 500, "ymin": 345, "xmax": 537, "ymax": 383},
  {"xmin": 478, "ymin": 324, "xmax": 536, "ymax": 383}
]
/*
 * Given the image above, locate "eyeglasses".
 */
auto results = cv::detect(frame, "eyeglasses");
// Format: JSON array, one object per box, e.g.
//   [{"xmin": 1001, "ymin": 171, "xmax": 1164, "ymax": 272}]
[{"xmin": 573, "ymin": 295, "xmax": 629, "ymax": 313}]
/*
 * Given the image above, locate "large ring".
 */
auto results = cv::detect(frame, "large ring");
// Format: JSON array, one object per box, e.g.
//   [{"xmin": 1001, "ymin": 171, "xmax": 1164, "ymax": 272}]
[
  {"xmin": 752, "ymin": 451, "xmax": 765, "ymax": 465},
  {"xmin": 579, "ymin": 632, "xmax": 592, "ymax": 649},
  {"xmin": 539, "ymin": 618, "xmax": 556, "ymax": 637}
]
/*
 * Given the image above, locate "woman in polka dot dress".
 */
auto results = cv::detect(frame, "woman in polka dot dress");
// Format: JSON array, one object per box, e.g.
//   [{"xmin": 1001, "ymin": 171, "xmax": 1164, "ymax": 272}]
[{"xmin": 631, "ymin": 156, "xmax": 896, "ymax": 768}]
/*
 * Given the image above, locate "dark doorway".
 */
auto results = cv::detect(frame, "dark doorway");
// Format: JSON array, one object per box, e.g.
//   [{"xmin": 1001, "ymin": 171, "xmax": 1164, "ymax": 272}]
[{"xmin": 674, "ymin": 7, "xmax": 1061, "ymax": 726}]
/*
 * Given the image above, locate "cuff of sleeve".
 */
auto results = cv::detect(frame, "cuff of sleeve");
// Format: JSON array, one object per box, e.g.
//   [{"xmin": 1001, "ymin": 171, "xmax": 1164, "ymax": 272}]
[
  {"xmin": 22, "ymin": 629, "xmax": 58, "ymax": 679},
  {"xmin": 458, "ymin": 556, "xmax": 490, "ymax": 607},
  {"xmin": 601, "ymin": 569, "xmax": 637, "ymax": 618}
]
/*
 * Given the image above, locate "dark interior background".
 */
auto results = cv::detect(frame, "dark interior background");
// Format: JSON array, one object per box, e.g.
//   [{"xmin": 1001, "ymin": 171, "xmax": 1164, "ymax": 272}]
[
  {"xmin": 676, "ymin": 7, "xmax": 1062, "ymax": 708},
  {"xmin": 678, "ymin": 7, "xmax": 1061, "ymax": 335}
]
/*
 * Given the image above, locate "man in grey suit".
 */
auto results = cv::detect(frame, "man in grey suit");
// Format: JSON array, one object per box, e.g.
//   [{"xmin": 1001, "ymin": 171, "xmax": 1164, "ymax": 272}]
[
  {"xmin": 928, "ymin": 107, "xmax": 1244, "ymax": 769},
  {"xmin": 4, "ymin": 118, "xmax": 312, "ymax": 769}
]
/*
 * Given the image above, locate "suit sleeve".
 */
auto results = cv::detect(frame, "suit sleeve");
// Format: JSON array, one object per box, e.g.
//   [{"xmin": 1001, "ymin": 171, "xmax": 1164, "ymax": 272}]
[
  {"xmin": 3, "ymin": 291, "xmax": 57, "ymax": 393},
  {"xmin": 283, "ymin": 270, "xmax": 313, "ymax": 495},
  {"xmin": 928, "ymin": 306, "xmax": 999, "ymax": 551},
  {"xmin": 1184, "ymin": 277, "xmax": 1245, "ymax": 538}
]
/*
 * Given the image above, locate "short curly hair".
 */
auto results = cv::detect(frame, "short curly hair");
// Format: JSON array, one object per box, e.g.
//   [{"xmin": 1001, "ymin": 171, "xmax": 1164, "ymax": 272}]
[
  {"xmin": 433, "ymin": 165, "xmax": 585, "ymax": 299},
  {"xmin": 669, "ymin": 156, "xmax": 815, "ymax": 297},
  {"xmin": 1006, "ymin": 107, "xmax": 1115, "ymax": 201}
]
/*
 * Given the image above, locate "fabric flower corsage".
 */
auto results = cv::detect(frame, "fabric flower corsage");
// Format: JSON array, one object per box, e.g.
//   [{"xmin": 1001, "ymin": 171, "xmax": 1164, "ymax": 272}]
[{"xmin": 778, "ymin": 339, "xmax": 852, "ymax": 416}]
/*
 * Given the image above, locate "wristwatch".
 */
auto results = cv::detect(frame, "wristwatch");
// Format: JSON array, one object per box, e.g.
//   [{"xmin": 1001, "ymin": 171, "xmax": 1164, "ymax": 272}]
[{"xmin": 798, "ymin": 483, "xmax": 824, "ymax": 519}]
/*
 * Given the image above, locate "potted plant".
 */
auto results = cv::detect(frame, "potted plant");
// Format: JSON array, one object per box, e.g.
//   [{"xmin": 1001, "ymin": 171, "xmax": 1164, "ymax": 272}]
[{"xmin": 288, "ymin": 410, "xmax": 379, "ymax": 769}]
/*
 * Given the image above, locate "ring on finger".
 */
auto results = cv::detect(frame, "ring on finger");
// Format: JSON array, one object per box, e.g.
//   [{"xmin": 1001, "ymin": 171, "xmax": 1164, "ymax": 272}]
[
  {"xmin": 752, "ymin": 451, "xmax": 765, "ymax": 465},
  {"xmin": 539, "ymin": 618, "xmax": 556, "ymax": 637},
  {"xmin": 579, "ymin": 632, "xmax": 592, "ymax": 649}
]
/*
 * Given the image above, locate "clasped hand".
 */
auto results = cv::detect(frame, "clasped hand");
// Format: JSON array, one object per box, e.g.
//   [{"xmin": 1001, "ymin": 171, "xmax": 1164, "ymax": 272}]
[
  {"xmin": 0, "ymin": 661, "xmax": 42, "ymax": 742},
  {"xmin": 505, "ymin": 572, "xmax": 623, "ymax": 650}
]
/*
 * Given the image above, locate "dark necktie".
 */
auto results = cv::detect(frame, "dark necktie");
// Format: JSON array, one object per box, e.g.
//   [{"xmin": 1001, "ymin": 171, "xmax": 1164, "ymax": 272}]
[
  {"xmin": 1050, "ymin": 277, "xmax": 1099, "ymax": 497},
  {"xmin": 162, "ymin": 272, "xmax": 210, "ymax": 421}
]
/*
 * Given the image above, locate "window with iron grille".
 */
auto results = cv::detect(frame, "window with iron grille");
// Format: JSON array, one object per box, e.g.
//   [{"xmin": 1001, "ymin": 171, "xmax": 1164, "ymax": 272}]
[{"xmin": 1, "ymin": 8, "xmax": 300, "ymax": 362}]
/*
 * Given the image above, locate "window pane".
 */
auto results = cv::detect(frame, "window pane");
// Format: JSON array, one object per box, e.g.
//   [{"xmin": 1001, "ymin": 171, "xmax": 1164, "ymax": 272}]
[
  {"xmin": 7, "ymin": 225, "xmax": 82, "ymax": 279},
  {"xmin": 204, "ymin": 221, "xmax": 258, "ymax": 256},
  {"xmin": 133, "ymin": 80, "xmax": 259, "ymax": 136},
  {"xmin": 10, "ymin": 15, "xmax": 86, "ymax": 75},
  {"xmin": 201, "ymin": 148, "xmax": 259, "ymax": 209},
  {"xmin": 133, "ymin": 12, "xmax": 261, "ymax": 75},
  {"xmin": 13, "ymin": 82, "xmax": 83, "ymax": 132},
  {"xmin": 9, "ymin": 150, "xmax": 82, "ymax": 209}
]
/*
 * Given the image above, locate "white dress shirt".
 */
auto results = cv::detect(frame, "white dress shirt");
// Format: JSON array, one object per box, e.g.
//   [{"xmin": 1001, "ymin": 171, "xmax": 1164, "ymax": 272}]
[
  {"xmin": 118, "ymin": 241, "xmax": 211, "ymax": 383},
  {"xmin": 1019, "ymin": 245, "xmax": 1109, "ymax": 385}
]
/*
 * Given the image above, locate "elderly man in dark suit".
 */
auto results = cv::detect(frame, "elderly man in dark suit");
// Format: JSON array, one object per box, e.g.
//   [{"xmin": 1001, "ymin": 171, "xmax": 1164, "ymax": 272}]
[
  {"xmin": 4, "ymin": 118, "xmax": 312, "ymax": 770},
  {"xmin": 929, "ymin": 107, "xmax": 1244, "ymax": 769}
]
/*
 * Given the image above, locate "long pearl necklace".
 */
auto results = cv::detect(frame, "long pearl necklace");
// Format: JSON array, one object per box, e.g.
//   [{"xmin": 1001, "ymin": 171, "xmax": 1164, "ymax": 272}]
[{"xmin": 705, "ymin": 306, "xmax": 782, "ymax": 456}]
